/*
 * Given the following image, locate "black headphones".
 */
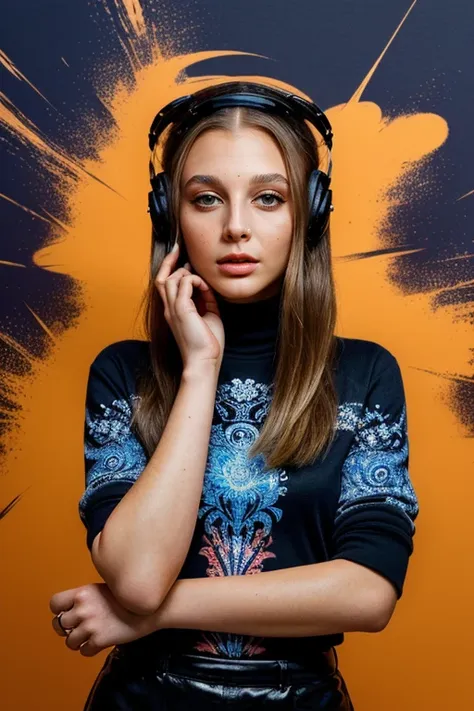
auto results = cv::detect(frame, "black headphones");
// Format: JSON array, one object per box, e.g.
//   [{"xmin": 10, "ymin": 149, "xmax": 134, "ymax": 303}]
[{"xmin": 147, "ymin": 81, "xmax": 334, "ymax": 255}]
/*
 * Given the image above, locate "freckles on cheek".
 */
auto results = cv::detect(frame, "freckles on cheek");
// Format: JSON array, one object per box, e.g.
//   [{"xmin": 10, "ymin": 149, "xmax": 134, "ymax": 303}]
[
  {"xmin": 258, "ymin": 214, "xmax": 293, "ymax": 243},
  {"xmin": 181, "ymin": 205, "xmax": 206, "ymax": 234},
  {"xmin": 182, "ymin": 210, "xmax": 219, "ymax": 246},
  {"xmin": 179, "ymin": 211, "xmax": 213, "ymax": 262}
]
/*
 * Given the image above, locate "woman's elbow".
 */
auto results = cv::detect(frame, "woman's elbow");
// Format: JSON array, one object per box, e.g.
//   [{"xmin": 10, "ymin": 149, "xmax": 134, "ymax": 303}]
[
  {"xmin": 112, "ymin": 582, "xmax": 164, "ymax": 616},
  {"xmin": 363, "ymin": 586, "xmax": 398, "ymax": 632},
  {"xmin": 103, "ymin": 572, "xmax": 172, "ymax": 616},
  {"xmin": 91, "ymin": 534, "xmax": 167, "ymax": 615}
]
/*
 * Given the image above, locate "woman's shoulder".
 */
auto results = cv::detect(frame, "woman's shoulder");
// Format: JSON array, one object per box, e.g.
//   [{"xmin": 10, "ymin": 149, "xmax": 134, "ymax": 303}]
[
  {"xmin": 90, "ymin": 339, "xmax": 150, "ymax": 366},
  {"xmin": 334, "ymin": 335, "xmax": 401, "ymax": 380},
  {"xmin": 88, "ymin": 339, "xmax": 151, "ymax": 384},
  {"xmin": 84, "ymin": 340, "xmax": 152, "ymax": 407}
]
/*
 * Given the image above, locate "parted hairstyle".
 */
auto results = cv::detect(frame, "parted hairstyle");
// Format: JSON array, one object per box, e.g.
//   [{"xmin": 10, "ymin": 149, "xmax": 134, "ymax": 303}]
[{"xmin": 132, "ymin": 102, "xmax": 339, "ymax": 471}]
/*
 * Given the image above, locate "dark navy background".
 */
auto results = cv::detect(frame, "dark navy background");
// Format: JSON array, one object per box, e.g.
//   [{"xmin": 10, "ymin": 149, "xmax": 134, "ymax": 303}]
[{"xmin": 0, "ymin": 0, "xmax": 472, "ymax": 439}]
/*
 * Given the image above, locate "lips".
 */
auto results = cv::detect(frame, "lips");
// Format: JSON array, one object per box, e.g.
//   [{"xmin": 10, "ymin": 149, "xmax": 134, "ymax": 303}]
[
  {"xmin": 217, "ymin": 254, "xmax": 259, "ymax": 264},
  {"xmin": 217, "ymin": 261, "xmax": 259, "ymax": 275}
]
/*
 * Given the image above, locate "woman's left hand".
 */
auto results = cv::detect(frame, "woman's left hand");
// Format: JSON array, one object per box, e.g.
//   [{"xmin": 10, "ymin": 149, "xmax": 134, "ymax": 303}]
[{"xmin": 50, "ymin": 583, "xmax": 159, "ymax": 657}]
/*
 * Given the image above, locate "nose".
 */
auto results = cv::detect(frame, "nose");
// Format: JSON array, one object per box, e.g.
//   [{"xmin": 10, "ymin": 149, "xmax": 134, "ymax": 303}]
[{"xmin": 223, "ymin": 201, "xmax": 252, "ymax": 241}]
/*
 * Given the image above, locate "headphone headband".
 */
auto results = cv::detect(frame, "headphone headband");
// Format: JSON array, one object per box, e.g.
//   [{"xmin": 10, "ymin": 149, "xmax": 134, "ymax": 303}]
[{"xmin": 148, "ymin": 82, "xmax": 333, "ymax": 153}]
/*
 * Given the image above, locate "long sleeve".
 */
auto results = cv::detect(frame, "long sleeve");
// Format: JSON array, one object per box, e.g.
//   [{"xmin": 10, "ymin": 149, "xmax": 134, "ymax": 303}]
[
  {"xmin": 331, "ymin": 347, "xmax": 419, "ymax": 599},
  {"xmin": 78, "ymin": 342, "xmax": 149, "ymax": 551}
]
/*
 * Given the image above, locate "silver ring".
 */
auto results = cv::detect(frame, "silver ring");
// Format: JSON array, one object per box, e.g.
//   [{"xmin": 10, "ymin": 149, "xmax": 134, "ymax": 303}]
[{"xmin": 57, "ymin": 611, "xmax": 72, "ymax": 635}]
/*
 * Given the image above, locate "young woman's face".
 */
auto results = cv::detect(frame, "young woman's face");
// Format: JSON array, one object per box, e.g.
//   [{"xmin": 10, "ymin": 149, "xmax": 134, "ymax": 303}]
[{"xmin": 179, "ymin": 126, "xmax": 293, "ymax": 304}]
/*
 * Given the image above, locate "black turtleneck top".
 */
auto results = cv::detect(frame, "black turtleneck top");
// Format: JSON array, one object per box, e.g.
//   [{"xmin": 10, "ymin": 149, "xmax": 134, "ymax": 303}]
[{"xmin": 79, "ymin": 289, "xmax": 419, "ymax": 661}]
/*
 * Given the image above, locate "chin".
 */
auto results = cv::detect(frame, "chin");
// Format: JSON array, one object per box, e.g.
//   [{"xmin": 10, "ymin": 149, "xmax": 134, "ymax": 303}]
[{"xmin": 214, "ymin": 279, "xmax": 279, "ymax": 304}]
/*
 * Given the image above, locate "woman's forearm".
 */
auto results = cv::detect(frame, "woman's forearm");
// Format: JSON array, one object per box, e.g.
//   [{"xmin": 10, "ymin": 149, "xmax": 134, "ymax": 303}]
[
  {"xmin": 92, "ymin": 364, "xmax": 219, "ymax": 615},
  {"xmin": 150, "ymin": 560, "xmax": 398, "ymax": 637}
]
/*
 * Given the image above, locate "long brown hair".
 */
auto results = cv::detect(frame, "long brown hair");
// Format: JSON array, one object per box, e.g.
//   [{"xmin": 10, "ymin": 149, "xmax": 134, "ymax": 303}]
[{"xmin": 132, "ymin": 102, "xmax": 339, "ymax": 471}]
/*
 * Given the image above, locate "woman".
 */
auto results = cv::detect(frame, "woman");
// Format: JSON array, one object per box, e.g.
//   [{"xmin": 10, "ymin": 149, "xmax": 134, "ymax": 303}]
[{"xmin": 50, "ymin": 82, "xmax": 419, "ymax": 710}]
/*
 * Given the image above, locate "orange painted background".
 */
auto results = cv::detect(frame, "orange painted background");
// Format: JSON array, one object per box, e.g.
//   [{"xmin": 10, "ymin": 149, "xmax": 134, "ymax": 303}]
[{"xmin": 0, "ymin": 1, "xmax": 473, "ymax": 709}]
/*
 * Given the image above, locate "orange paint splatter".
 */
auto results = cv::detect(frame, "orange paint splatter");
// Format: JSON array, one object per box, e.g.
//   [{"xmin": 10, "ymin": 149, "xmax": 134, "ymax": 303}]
[{"xmin": 112, "ymin": 0, "xmax": 146, "ymax": 36}]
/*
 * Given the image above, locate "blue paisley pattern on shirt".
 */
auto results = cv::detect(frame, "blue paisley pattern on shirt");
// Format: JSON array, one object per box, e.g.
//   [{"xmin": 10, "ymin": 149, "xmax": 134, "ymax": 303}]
[
  {"xmin": 194, "ymin": 378, "xmax": 289, "ymax": 658},
  {"xmin": 78, "ymin": 396, "xmax": 147, "ymax": 521},
  {"xmin": 335, "ymin": 401, "xmax": 418, "ymax": 531}
]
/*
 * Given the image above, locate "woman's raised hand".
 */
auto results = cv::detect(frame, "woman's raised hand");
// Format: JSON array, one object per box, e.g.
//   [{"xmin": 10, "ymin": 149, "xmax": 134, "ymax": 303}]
[{"xmin": 155, "ymin": 243, "xmax": 225, "ymax": 372}]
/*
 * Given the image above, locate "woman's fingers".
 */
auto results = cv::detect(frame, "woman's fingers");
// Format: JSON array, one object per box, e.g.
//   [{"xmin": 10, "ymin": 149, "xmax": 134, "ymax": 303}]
[
  {"xmin": 165, "ymin": 273, "xmax": 208, "ymax": 317},
  {"xmin": 51, "ymin": 612, "xmax": 97, "ymax": 656},
  {"xmin": 50, "ymin": 588, "xmax": 85, "ymax": 641},
  {"xmin": 154, "ymin": 241, "xmax": 180, "ymax": 304},
  {"xmin": 155, "ymin": 244, "xmax": 206, "ymax": 319},
  {"xmin": 156, "ymin": 241, "xmax": 179, "ymax": 279},
  {"xmin": 49, "ymin": 589, "xmax": 79, "ymax": 615},
  {"xmin": 180, "ymin": 261, "xmax": 220, "ymax": 316},
  {"xmin": 51, "ymin": 602, "xmax": 97, "ymax": 655},
  {"xmin": 164, "ymin": 273, "xmax": 194, "ymax": 315},
  {"xmin": 64, "ymin": 625, "xmax": 94, "ymax": 653},
  {"xmin": 198, "ymin": 279, "xmax": 220, "ymax": 315},
  {"xmin": 77, "ymin": 640, "xmax": 98, "ymax": 657}
]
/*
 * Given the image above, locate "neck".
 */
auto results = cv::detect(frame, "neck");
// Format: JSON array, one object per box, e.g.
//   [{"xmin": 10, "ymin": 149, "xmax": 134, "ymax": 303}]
[{"xmin": 215, "ymin": 289, "xmax": 282, "ymax": 358}]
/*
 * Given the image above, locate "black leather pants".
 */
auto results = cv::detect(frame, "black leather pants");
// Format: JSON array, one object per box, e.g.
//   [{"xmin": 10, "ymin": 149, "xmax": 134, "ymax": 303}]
[{"xmin": 83, "ymin": 645, "xmax": 355, "ymax": 710}]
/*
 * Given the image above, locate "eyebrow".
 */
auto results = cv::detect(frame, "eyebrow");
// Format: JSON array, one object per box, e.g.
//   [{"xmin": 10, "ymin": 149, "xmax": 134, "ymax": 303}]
[{"xmin": 184, "ymin": 173, "xmax": 289, "ymax": 189}]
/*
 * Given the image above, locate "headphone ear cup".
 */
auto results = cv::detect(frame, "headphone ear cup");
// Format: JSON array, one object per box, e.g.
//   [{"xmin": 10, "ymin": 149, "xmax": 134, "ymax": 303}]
[
  {"xmin": 307, "ymin": 170, "xmax": 332, "ymax": 249},
  {"xmin": 148, "ymin": 172, "xmax": 172, "ymax": 253}
]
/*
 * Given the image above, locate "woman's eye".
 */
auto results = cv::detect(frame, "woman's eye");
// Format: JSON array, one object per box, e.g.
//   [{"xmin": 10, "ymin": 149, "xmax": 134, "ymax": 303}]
[
  {"xmin": 255, "ymin": 192, "xmax": 284, "ymax": 208},
  {"xmin": 192, "ymin": 194, "xmax": 220, "ymax": 208}
]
